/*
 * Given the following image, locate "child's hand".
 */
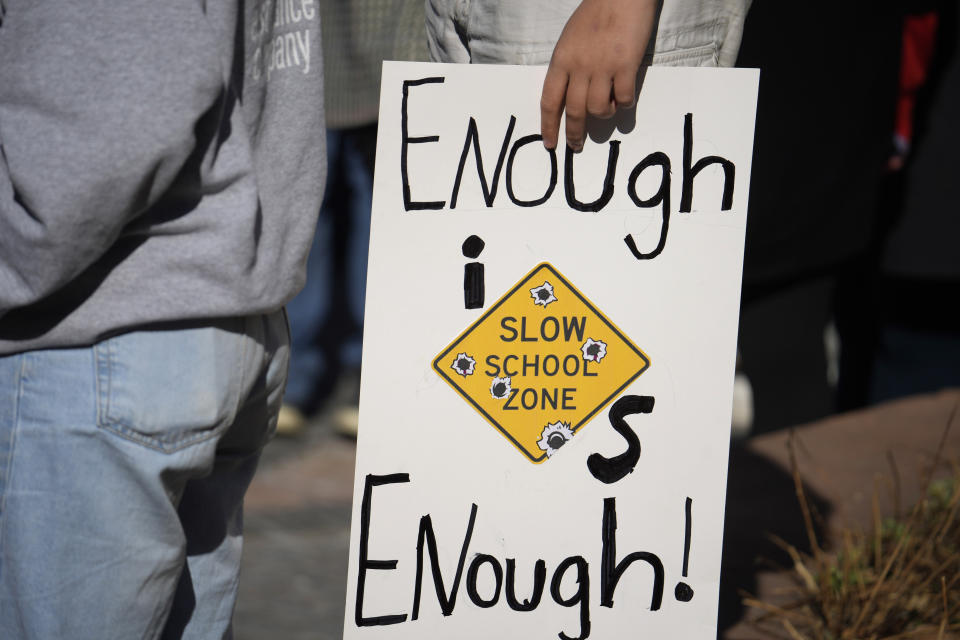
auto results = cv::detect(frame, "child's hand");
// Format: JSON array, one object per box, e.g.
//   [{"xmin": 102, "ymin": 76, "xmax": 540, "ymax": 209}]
[{"xmin": 541, "ymin": 0, "xmax": 657, "ymax": 151}]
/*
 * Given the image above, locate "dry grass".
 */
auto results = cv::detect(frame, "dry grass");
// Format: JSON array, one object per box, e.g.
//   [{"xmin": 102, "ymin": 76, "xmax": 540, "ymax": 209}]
[{"xmin": 743, "ymin": 405, "xmax": 960, "ymax": 640}]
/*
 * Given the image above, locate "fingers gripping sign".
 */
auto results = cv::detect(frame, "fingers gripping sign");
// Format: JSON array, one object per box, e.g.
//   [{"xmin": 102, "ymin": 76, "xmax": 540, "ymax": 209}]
[{"xmin": 541, "ymin": 0, "xmax": 658, "ymax": 152}]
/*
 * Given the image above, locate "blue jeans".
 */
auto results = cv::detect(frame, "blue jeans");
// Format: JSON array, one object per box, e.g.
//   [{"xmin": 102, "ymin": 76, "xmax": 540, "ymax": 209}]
[
  {"xmin": 284, "ymin": 127, "xmax": 373, "ymax": 410},
  {"xmin": 0, "ymin": 312, "xmax": 288, "ymax": 639}
]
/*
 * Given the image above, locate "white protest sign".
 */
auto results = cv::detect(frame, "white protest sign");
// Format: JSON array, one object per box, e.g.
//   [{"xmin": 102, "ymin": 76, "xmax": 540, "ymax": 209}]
[{"xmin": 344, "ymin": 61, "xmax": 759, "ymax": 640}]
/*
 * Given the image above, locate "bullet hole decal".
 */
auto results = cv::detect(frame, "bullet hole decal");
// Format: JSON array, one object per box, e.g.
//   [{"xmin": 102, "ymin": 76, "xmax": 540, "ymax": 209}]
[
  {"xmin": 490, "ymin": 377, "xmax": 512, "ymax": 399},
  {"xmin": 451, "ymin": 353, "xmax": 476, "ymax": 377},
  {"xmin": 529, "ymin": 282, "xmax": 558, "ymax": 308},
  {"xmin": 537, "ymin": 421, "xmax": 575, "ymax": 457},
  {"xmin": 581, "ymin": 338, "xmax": 607, "ymax": 363}
]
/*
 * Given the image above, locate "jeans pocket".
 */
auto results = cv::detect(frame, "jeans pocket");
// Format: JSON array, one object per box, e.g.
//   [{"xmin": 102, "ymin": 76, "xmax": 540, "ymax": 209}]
[{"xmin": 95, "ymin": 323, "xmax": 245, "ymax": 452}]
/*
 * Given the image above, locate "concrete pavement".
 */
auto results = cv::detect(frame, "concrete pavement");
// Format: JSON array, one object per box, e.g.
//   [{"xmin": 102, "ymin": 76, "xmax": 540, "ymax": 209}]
[{"xmin": 235, "ymin": 414, "xmax": 356, "ymax": 640}]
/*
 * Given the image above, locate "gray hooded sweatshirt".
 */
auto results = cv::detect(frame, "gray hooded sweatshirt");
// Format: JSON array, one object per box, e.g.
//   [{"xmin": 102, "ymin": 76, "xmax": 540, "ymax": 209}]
[{"xmin": 0, "ymin": 0, "xmax": 326, "ymax": 354}]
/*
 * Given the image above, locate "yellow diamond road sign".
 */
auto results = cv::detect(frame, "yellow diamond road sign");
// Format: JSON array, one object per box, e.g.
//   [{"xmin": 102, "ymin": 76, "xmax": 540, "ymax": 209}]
[{"xmin": 433, "ymin": 263, "xmax": 650, "ymax": 463}]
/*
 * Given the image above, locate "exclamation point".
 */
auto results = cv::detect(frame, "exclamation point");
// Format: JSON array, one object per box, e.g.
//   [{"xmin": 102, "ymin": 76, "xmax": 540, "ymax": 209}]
[
  {"xmin": 462, "ymin": 235, "xmax": 485, "ymax": 309},
  {"xmin": 674, "ymin": 497, "xmax": 694, "ymax": 602}
]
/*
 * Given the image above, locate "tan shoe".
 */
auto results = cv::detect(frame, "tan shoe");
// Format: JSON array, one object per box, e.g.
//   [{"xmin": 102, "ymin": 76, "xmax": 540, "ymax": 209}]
[
  {"xmin": 333, "ymin": 405, "xmax": 359, "ymax": 438},
  {"xmin": 276, "ymin": 404, "xmax": 307, "ymax": 437}
]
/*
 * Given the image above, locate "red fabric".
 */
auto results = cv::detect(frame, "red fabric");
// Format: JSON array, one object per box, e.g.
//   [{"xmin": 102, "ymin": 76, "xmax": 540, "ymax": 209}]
[{"xmin": 894, "ymin": 12, "xmax": 939, "ymax": 145}]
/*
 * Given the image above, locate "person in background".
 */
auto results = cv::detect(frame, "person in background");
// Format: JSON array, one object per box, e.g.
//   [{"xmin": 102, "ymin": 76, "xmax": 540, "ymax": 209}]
[
  {"xmin": 734, "ymin": 2, "xmax": 956, "ymax": 434},
  {"xmin": 0, "ymin": 2, "xmax": 325, "ymax": 637},
  {"xmin": 871, "ymin": 1, "xmax": 960, "ymax": 402},
  {"xmin": 732, "ymin": 2, "xmax": 908, "ymax": 433},
  {"xmin": 279, "ymin": 0, "xmax": 428, "ymax": 437}
]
